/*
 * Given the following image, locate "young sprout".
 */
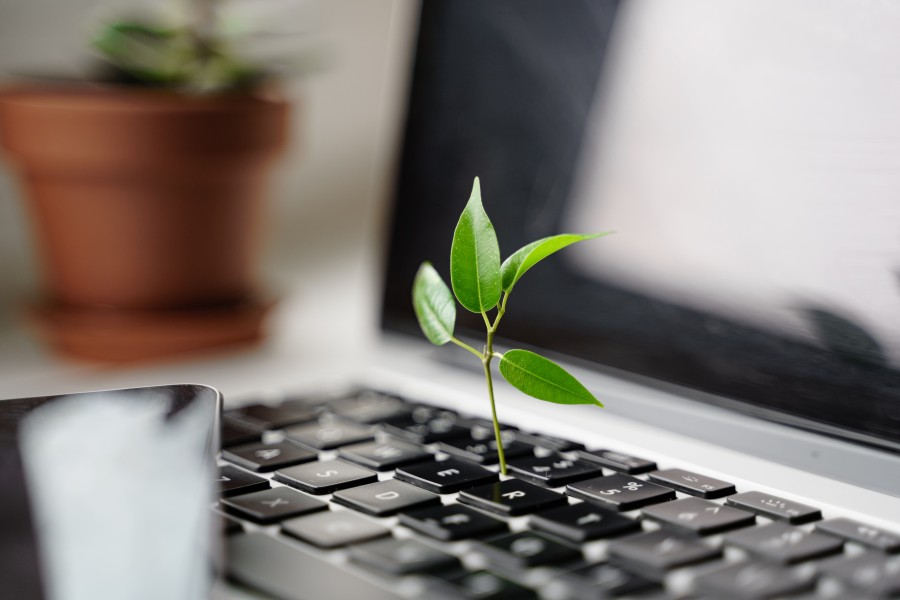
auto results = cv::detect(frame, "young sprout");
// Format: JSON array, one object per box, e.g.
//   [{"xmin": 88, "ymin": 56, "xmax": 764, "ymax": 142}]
[{"xmin": 412, "ymin": 177, "xmax": 608, "ymax": 475}]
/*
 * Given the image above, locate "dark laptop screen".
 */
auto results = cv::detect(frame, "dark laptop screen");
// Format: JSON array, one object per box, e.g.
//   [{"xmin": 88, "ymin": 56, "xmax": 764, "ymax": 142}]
[{"xmin": 381, "ymin": 0, "xmax": 900, "ymax": 453}]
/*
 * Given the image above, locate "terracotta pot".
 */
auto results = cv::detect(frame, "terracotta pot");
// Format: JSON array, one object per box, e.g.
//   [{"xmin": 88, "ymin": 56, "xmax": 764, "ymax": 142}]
[
  {"xmin": 0, "ymin": 85, "xmax": 289, "ymax": 310},
  {"xmin": 0, "ymin": 85, "xmax": 289, "ymax": 361}
]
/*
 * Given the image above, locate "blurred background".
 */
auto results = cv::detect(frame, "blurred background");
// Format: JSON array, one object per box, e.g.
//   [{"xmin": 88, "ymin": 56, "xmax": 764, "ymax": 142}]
[
  {"xmin": 0, "ymin": 0, "xmax": 419, "ymax": 394},
  {"xmin": 2, "ymin": 0, "xmax": 900, "ymax": 409}
]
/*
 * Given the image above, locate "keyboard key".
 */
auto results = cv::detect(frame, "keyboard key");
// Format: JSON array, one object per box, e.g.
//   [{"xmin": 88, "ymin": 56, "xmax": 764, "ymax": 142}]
[
  {"xmin": 464, "ymin": 419, "xmax": 519, "ymax": 438},
  {"xmin": 274, "ymin": 459, "xmax": 377, "ymax": 495},
  {"xmin": 693, "ymin": 560, "xmax": 815, "ymax": 599},
  {"xmin": 225, "ymin": 403, "xmax": 318, "ymax": 430},
  {"xmin": 338, "ymin": 439, "xmax": 432, "ymax": 471},
  {"xmin": 530, "ymin": 503, "xmax": 641, "ymax": 543},
  {"xmin": 607, "ymin": 530, "xmax": 722, "ymax": 575},
  {"xmin": 408, "ymin": 403, "xmax": 459, "ymax": 420},
  {"xmin": 399, "ymin": 504, "xmax": 507, "ymax": 541},
  {"xmin": 428, "ymin": 570, "xmax": 538, "ymax": 600},
  {"xmin": 383, "ymin": 407, "xmax": 470, "ymax": 443},
  {"xmin": 438, "ymin": 433, "xmax": 533, "ymax": 465},
  {"xmin": 217, "ymin": 465, "xmax": 270, "ymax": 497},
  {"xmin": 566, "ymin": 474, "xmax": 675, "ymax": 512},
  {"xmin": 724, "ymin": 522, "xmax": 844, "ymax": 565},
  {"xmin": 349, "ymin": 537, "xmax": 459, "ymax": 575},
  {"xmin": 395, "ymin": 458, "xmax": 497, "ymax": 494},
  {"xmin": 222, "ymin": 440, "xmax": 317, "ymax": 472},
  {"xmin": 329, "ymin": 391, "xmax": 412, "ymax": 424},
  {"xmin": 331, "ymin": 479, "xmax": 440, "ymax": 517},
  {"xmin": 514, "ymin": 432, "xmax": 585, "ymax": 452},
  {"xmin": 816, "ymin": 518, "xmax": 900, "ymax": 553},
  {"xmin": 819, "ymin": 552, "xmax": 900, "ymax": 597},
  {"xmin": 642, "ymin": 497, "xmax": 755, "ymax": 536},
  {"xmin": 458, "ymin": 479, "xmax": 567, "ymax": 517},
  {"xmin": 279, "ymin": 393, "xmax": 333, "ymax": 410},
  {"xmin": 508, "ymin": 455, "xmax": 602, "ymax": 487},
  {"xmin": 576, "ymin": 449, "xmax": 656, "ymax": 474},
  {"xmin": 281, "ymin": 510, "xmax": 390, "ymax": 549},
  {"xmin": 479, "ymin": 531, "xmax": 581, "ymax": 570},
  {"xmin": 228, "ymin": 533, "xmax": 402, "ymax": 600},
  {"xmin": 220, "ymin": 487, "xmax": 327, "ymax": 523},
  {"xmin": 726, "ymin": 491, "xmax": 822, "ymax": 525},
  {"xmin": 648, "ymin": 468, "xmax": 736, "ymax": 499},
  {"xmin": 549, "ymin": 562, "xmax": 659, "ymax": 599},
  {"xmin": 283, "ymin": 420, "xmax": 374, "ymax": 450},
  {"xmin": 221, "ymin": 417, "xmax": 262, "ymax": 448}
]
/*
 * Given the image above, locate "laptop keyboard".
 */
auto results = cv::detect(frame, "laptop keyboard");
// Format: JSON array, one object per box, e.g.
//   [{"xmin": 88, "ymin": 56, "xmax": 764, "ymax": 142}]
[{"xmin": 217, "ymin": 388, "xmax": 900, "ymax": 599}]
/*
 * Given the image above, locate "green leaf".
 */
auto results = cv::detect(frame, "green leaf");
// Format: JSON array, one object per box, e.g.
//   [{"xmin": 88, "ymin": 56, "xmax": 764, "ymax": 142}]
[
  {"xmin": 412, "ymin": 262, "xmax": 456, "ymax": 345},
  {"xmin": 501, "ymin": 233, "xmax": 611, "ymax": 293},
  {"xmin": 450, "ymin": 177, "xmax": 502, "ymax": 313},
  {"xmin": 499, "ymin": 349, "xmax": 602, "ymax": 407}
]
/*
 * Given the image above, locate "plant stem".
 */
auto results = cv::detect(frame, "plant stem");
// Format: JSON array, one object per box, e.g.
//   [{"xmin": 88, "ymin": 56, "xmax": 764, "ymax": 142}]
[
  {"xmin": 492, "ymin": 291, "xmax": 510, "ymax": 330},
  {"xmin": 450, "ymin": 336, "xmax": 483, "ymax": 359},
  {"xmin": 482, "ymin": 354, "xmax": 507, "ymax": 475},
  {"xmin": 482, "ymin": 305, "xmax": 508, "ymax": 476}
]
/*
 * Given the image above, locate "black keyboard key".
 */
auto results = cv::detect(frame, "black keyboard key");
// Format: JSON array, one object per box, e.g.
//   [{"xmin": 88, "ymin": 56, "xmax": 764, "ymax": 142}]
[
  {"xmin": 383, "ymin": 408, "xmax": 469, "ymax": 443},
  {"xmin": 225, "ymin": 403, "xmax": 318, "ymax": 430},
  {"xmin": 648, "ymin": 468, "xmax": 736, "ymax": 499},
  {"xmin": 438, "ymin": 434, "xmax": 533, "ymax": 465},
  {"xmin": 350, "ymin": 537, "xmax": 459, "ymax": 575},
  {"xmin": 642, "ymin": 497, "xmax": 755, "ymax": 536},
  {"xmin": 514, "ymin": 432, "xmax": 585, "ymax": 452},
  {"xmin": 228, "ymin": 532, "xmax": 402, "ymax": 600},
  {"xmin": 429, "ymin": 570, "xmax": 538, "ymax": 600},
  {"xmin": 549, "ymin": 562, "xmax": 659, "ymax": 599},
  {"xmin": 283, "ymin": 420, "xmax": 374, "ymax": 450},
  {"xmin": 221, "ymin": 417, "xmax": 262, "ymax": 448},
  {"xmin": 576, "ymin": 449, "xmax": 656, "ymax": 474},
  {"xmin": 220, "ymin": 487, "xmax": 327, "ymax": 523},
  {"xmin": 329, "ymin": 391, "xmax": 412, "ymax": 424},
  {"xmin": 458, "ymin": 478, "xmax": 567, "ymax": 517},
  {"xmin": 508, "ymin": 455, "xmax": 602, "ymax": 487},
  {"xmin": 479, "ymin": 531, "xmax": 581, "ymax": 570},
  {"xmin": 217, "ymin": 465, "xmax": 270, "ymax": 497},
  {"xmin": 279, "ymin": 392, "xmax": 333, "ymax": 410},
  {"xmin": 338, "ymin": 439, "xmax": 432, "ymax": 471},
  {"xmin": 724, "ymin": 522, "xmax": 844, "ymax": 565},
  {"xmin": 395, "ymin": 458, "xmax": 497, "ymax": 494},
  {"xmin": 408, "ymin": 403, "xmax": 459, "ymax": 421},
  {"xmin": 566, "ymin": 474, "xmax": 675, "ymax": 512},
  {"xmin": 819, "ymin": 552, "xmax": 900, "ymax": 597},
  {"xmin": 331, "ymin": 479, "xmax": 440, "ymax": 517},
  {"xmin": 222, "ymin": 440, "xmax": 317, "ymax": 472},
  {"xmin": 464, "ymin": 419, "xmax": 519, "ymax": 439},
  {"xmin": 816, "ymin": 518, "xmax": 900, "ymax": 553},
  {"xmin": 273, "ymin": 459, "xmax": 377, "ymax": 495},
  {"xmin": 281, "ymin": 510, "xmax": 390, "ymax": 549},
  {"xmin": 726, "ymin": 491, "xmax": 822, "ymax": 525},
  {"xmin": 399, "ymin": 504, "xmax": 507, "ymax": 541},
  {"xmin": 530, "ymin": 503, "xmax": 641, "ymax": 543},
  {"xmin": 607, "ymin": 530, "xmax": 722, "ymax": 575},
  {"xmin": 694, "ymin": 560, "xmax": 815, "ymax": 599}
]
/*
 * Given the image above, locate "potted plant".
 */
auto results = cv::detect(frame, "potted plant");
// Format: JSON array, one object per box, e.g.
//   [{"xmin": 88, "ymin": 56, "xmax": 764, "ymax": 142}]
[{"xmin": 0, "ymin": 0, "xmax": 316, "ymax": 362}]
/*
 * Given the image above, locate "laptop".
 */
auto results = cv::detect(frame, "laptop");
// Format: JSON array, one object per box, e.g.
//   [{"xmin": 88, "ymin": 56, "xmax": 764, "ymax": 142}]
[{"xmin": 8, "ymin": 1, "xmax": 900, "ymax": 598}]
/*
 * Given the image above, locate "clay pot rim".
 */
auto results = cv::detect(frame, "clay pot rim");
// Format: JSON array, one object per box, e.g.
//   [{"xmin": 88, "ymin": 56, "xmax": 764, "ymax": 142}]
[{"xmin": 0, "ymin": 83, "xmax": 288, "ymax": 114}]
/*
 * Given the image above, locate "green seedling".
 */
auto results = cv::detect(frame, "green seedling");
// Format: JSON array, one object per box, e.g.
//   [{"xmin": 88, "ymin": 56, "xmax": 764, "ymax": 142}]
[{"xmin": 412, "ymin": 177, "xmax": 609, "ymax": 475}]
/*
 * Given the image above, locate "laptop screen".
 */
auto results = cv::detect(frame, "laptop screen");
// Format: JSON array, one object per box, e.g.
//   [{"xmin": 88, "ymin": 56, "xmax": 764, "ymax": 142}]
[{"xmin": 381, "ymin": 0, "xmax": 900, "ymax": 453}]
